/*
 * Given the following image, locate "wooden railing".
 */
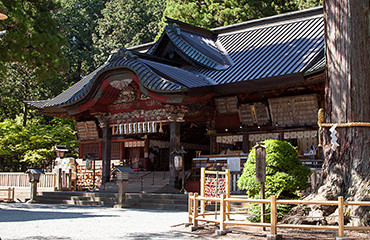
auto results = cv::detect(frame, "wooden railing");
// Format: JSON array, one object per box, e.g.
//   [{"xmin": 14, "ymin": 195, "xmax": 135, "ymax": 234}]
[
  {"xmin": 0, "ymin": 172, "xmax": 56, "ymax": 188},
  {"xmin": 188, "ymin": 193, "xmax": 370, "ymax": 239},
  {"xmin": 0, "ymin": 187, "xmax": 15, "ymax": 202}
]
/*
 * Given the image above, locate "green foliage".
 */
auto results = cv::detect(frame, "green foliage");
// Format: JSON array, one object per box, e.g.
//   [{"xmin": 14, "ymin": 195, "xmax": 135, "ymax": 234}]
[
  {"xmin": 237, "ymin": 139, "xmax": 311, "ymax": 199},
  {"xmin": 0, "ymin": 0, "xmax": 67, "ymax": 81},
  {"xmin": 163, "ymin": 0, "xmax": 322, "ymax": 29},
  {"xmin": 0, "ymin": 116, "xmax": 77, "ymax": 171},
  {"xmin": 237, "ymin": 139, "xmax": 311, "ymax": 222},
  {"xmin": 93, "ymin": 0, "xmax": 165, "ymax": 65},
  {"xmin": 55, "ymin": 0, "xmax": 107, "ymax": 85},
  {"xmin": 245, "ymin": 202, "xmax": 292, "ymax": 222}
]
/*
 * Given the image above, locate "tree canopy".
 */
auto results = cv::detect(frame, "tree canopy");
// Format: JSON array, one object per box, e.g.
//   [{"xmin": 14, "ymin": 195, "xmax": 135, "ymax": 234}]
[
  {"xmin": 0, "ymin": 0, "xmax": 67, "ymax": 81},
  {"xmin": 93, "ymin": 0, "xmax": 165, "ymax": 65},
  {"xmin": 163, "ymin": 0, "xmax": 322, "ymax": 29},
  {"xmin": 55, "ymin": 0, "xmax": 107, "ymax": 85}
]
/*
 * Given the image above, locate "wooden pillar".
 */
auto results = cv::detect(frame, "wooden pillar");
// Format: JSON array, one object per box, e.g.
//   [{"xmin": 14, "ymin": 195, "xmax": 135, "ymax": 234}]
[
  {"xmin": 210, "ymin": 135, "xmax": 217, "ymax": 154},
  {"xmin": 102, "ymin": 120, "xmax": 112, "ymax": 184},
  {"xmin": 169, "ymin": 121, "xmax": 180, "ymax": 187},
  {"xmin": 243, "ymin": 133, "xmax": 248, "ymax": 153}
]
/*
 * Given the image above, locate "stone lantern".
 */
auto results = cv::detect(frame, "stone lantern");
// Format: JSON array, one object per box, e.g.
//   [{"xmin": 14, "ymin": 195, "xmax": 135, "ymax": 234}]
[
  {"xmin": 26, "ymin": 168, "xmax": 45, "ymax": 203},
  {"xmin": 172, "ymin": 147, "xmax": 187, "ymax": 192},
  {"xmin": 112, "ymin": 166, "xmax": 134, "ymax": 208}
]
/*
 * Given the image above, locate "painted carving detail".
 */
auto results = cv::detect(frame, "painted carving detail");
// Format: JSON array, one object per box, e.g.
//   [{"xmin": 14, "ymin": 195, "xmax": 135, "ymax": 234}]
[
  {"xmin": 164, "ymin": 104, "xmax": 187, "ymax": 122},
  {"xmin": 95, "ymin": 112, "xmax": 109, "ymax": 128},
  {"xmin": 109, "ymin": 108, "xmax": 167, "ymax": 123},
  {"xmin": 113, "ymin": 85, "xmax": 136, "ymax": 104}
]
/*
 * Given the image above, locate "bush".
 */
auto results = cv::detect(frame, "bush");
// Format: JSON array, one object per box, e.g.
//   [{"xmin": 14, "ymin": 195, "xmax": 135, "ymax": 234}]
[
  {"xmin": 238, "ymin": 139, "xmax": 311, "ymax": 199},
  {"xmin": 237, "ymin": 139, "xmax": 311, "ymax": 222}
]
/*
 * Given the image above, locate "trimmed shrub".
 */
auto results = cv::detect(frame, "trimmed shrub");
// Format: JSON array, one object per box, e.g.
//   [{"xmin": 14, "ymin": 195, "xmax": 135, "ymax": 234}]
[{"xmin": 237, "ymin": 139, "xmax": 312, "ymax": 221}]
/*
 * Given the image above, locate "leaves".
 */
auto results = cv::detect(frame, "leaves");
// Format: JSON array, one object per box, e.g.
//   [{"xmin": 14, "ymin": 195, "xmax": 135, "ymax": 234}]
[
  {"xmin": 237, "ymin": 139, "xmax": 311, "ymax": 199},
  {"xmin": 93, "ymin": 0, "xmax": 165, "ymax": 65},
  {"xmin": 0, "ymin": 116, "xmax": 77, "ymax": 171},
  {"xmin": 0, "ymin": 0, "xmax": 67, "ymax": 81},
  {"xmin": 162, "ymin": 0, "xmax": 322, "ymax": 29}
]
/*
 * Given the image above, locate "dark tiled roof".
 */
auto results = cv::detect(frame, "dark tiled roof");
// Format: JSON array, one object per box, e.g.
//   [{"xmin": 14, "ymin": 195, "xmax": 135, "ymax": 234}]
[
  {"xmin": 28, "ymin": 7, "xmax": 325, "ymax": 110},
  {"xmin": 165, "ymin": 24, "xmax": 233, "ymax": 70},
  {"xmin": 191, "ymin": 15, "xmax": 324, "ymax": 84}
]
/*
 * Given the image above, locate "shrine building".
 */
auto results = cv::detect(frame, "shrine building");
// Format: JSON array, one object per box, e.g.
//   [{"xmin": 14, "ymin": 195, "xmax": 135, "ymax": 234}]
[{"xmin": 27, "ymin": 7, "xmax": 325, "ymax": 190}]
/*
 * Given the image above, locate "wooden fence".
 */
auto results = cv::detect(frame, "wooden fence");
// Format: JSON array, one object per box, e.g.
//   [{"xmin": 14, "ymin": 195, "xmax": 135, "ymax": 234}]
[
  {"xmin": 0, "ymin": 187, "xmax": 15, "ymax": 202},
  {"xmin": 0, "ymin": 172, "xmax": 56, "ymax": 188},
  {"xmin": 188, "ymin": 193, "xmax": 370, "ymax": 239}
]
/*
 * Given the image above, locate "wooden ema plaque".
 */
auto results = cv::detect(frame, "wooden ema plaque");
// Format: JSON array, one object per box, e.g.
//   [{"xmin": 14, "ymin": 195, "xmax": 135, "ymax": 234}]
[{"xmin": 76, "ymin": 121, "xmax": 99, "ymax": 140}]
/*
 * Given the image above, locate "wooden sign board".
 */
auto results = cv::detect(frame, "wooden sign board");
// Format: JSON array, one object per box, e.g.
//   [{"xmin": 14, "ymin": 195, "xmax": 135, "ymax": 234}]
[
  {"xmin": 254, "ymin": 143, "xmax": 266, "ymax": 182},
  {"xmin": 215, "ymin": 96, "xmax": 239, "ymax": 114},
  {"xmin": 268, "ymin": 94, "xmax": 318, "ymax": 126},
  {"xmin": 76, "ymin": 121, "xmax": 99, "ymax": 140},
  {"xmin": 239, "ymin": 102, "xmax": 270, "ymax": 126}
]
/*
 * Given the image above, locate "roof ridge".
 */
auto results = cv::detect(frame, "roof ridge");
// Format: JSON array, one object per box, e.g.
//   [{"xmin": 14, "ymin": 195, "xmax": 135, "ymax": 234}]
[{"xmin": 212, "ymin": 6, "xmax": 323, "ymax": 34}]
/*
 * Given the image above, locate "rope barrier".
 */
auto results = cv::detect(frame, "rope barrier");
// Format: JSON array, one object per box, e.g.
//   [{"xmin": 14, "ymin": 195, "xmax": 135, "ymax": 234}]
[{"xmin": 317, "ymin": 108, "xmax": 370, "ymax": 147}]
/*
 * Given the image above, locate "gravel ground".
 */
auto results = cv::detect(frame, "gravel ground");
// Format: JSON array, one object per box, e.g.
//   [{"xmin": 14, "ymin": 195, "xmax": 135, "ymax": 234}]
[{"xmin": 0, "ymin": 203, "xmax": 368, "ymax": 240}]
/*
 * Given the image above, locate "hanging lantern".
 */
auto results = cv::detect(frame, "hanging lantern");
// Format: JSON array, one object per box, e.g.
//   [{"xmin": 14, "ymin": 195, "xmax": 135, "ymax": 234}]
[
  {"xmin": 124, "ymin": 124, "xmax": 127, "ymax": 134},
  {"xmin": 143, "ymin": 122, "xmax": 147, "ymax": 133},
  {"xmin": 159, "ymin": 121, "xmax": 164, "ymax": 133},
  {"xmin": 137, "ymin": 122, "xmax": 141, "ymax": 133},
  {"xmin": 128, "ymin": 123, "xmax": 132, "ymax": 134},
  {"xmin": 152, "ymin": 121, "xmax": 157, "ymax": 133},
  {"xmin": 133, "ymin": 123, "xmax": 137, "ymax": 134}
]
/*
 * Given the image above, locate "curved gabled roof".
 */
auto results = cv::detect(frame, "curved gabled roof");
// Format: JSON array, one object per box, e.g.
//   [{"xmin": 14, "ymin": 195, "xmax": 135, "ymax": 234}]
[
  {"xmin": 27, "ymin": 54, "xmax": 214, "ymax": 108},
  {"xmin": 27, "ymin": 7, "xmax": 325, "ymax": 113},
  {"xmin": 163, "ymin": 23, "xmax": 233, "ymax": 70}
]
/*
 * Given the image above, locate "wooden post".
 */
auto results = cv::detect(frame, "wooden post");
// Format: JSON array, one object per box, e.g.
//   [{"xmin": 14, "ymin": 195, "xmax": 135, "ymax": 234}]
[
  {"xmin": 338, "ymin": 196, "xmax": 345, "ymax": 238},
  {"xmin": 102, "ymin": 120, "xmax": 112, "ymax": 185},
  {"xmin": 226, "ymin": 169, "xmax": 231, "ymax": 220},
  {"xmin": 188, "ymin": 192, "xmax": 193, "ymax": 223},
  {"xmin": 216, "ymin": 194, "xmax": 230, "ymax": 236},
  {"xmin": 261, "ymin": 182, "xmax": 266, "ymax": 231},
  {"xmin": 270, "ymin": 195, "xmax": 277, "ymax": 235},
  {"xmin": 7, "ymin": 187, "xmax": 11, "ymax": 201},
  {"xmin": 12, "ymin": 187, "xmax": 15, "ymax": 202},
  {"xmin": 200, "ymin": 168, "xmax": 206, "ymax": 217},
  {"xmin": 192, "ymin": 193, "xmax": 199, "ymax": 230},
  {"xmin": 220, "ymin": 194, "xmax": 226, "ymax": 231},
  {"xmin": 58, "ymin": 168, "xmax": 62, "ymax": 191},
  {"xmin": 68, "ymin": 168, "xmax": 72, "ymax": 190}
]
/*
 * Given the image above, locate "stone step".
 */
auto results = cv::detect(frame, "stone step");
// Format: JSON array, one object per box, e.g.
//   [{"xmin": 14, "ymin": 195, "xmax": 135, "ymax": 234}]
[
  {"xmin": 127, "ymin": 202, "xmax": 188, "ymax": 211},
  {"xmin": 36, "ymin": 191, "xmax": 188, "ymax": 211}
]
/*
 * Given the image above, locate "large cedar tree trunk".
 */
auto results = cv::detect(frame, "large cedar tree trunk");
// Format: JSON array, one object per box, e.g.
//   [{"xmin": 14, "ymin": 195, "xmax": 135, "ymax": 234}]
[{"xmin": 314, "ymin": 0, "xmax": 369, "ymax": 225}]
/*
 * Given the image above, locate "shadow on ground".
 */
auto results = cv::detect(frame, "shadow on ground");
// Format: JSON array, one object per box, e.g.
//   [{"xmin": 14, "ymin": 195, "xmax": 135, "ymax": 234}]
[{"xmin": 0, "ymin": 203, "xmax": 118, "ymax": 222}]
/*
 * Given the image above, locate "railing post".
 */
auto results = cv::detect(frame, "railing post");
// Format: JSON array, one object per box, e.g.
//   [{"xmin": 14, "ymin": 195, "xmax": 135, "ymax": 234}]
[
  {"xmin": 191, "ymin": 193, "xmax": 199, "ymax": 231},
  {"xmin": 337, "ymin": 196, "xmax": 346, "ymax": 240},
  {"xmin": 200, "ymin": 168, "xmax": 206, "ymax": 217},
  {"xmin": 7, "ymin": 187, "xmax": 11, "ymax": 201},
  {"xmin": 188, "ymin": 192, "xmax": 193, "ymax": 223},
  {"xmin": 267, "ymin": 195, "xmax": 279, "ymax": 240},
  {"xmin": 216, "ymin": 194, "xmax": 229, "ymax": 235},
  {"xmin": 226, "ymin": 169, "xmax": 231, "ymax": 220},
  {"xmin": 11, "ymin": 187, "xmax": 15, "ymax": 202}
]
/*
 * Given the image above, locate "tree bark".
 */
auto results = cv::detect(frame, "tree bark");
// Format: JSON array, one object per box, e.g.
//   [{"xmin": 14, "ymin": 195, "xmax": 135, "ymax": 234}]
[{"xmin": 316, "ymin": 0, "xmax": 370, "ymax": 225}]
